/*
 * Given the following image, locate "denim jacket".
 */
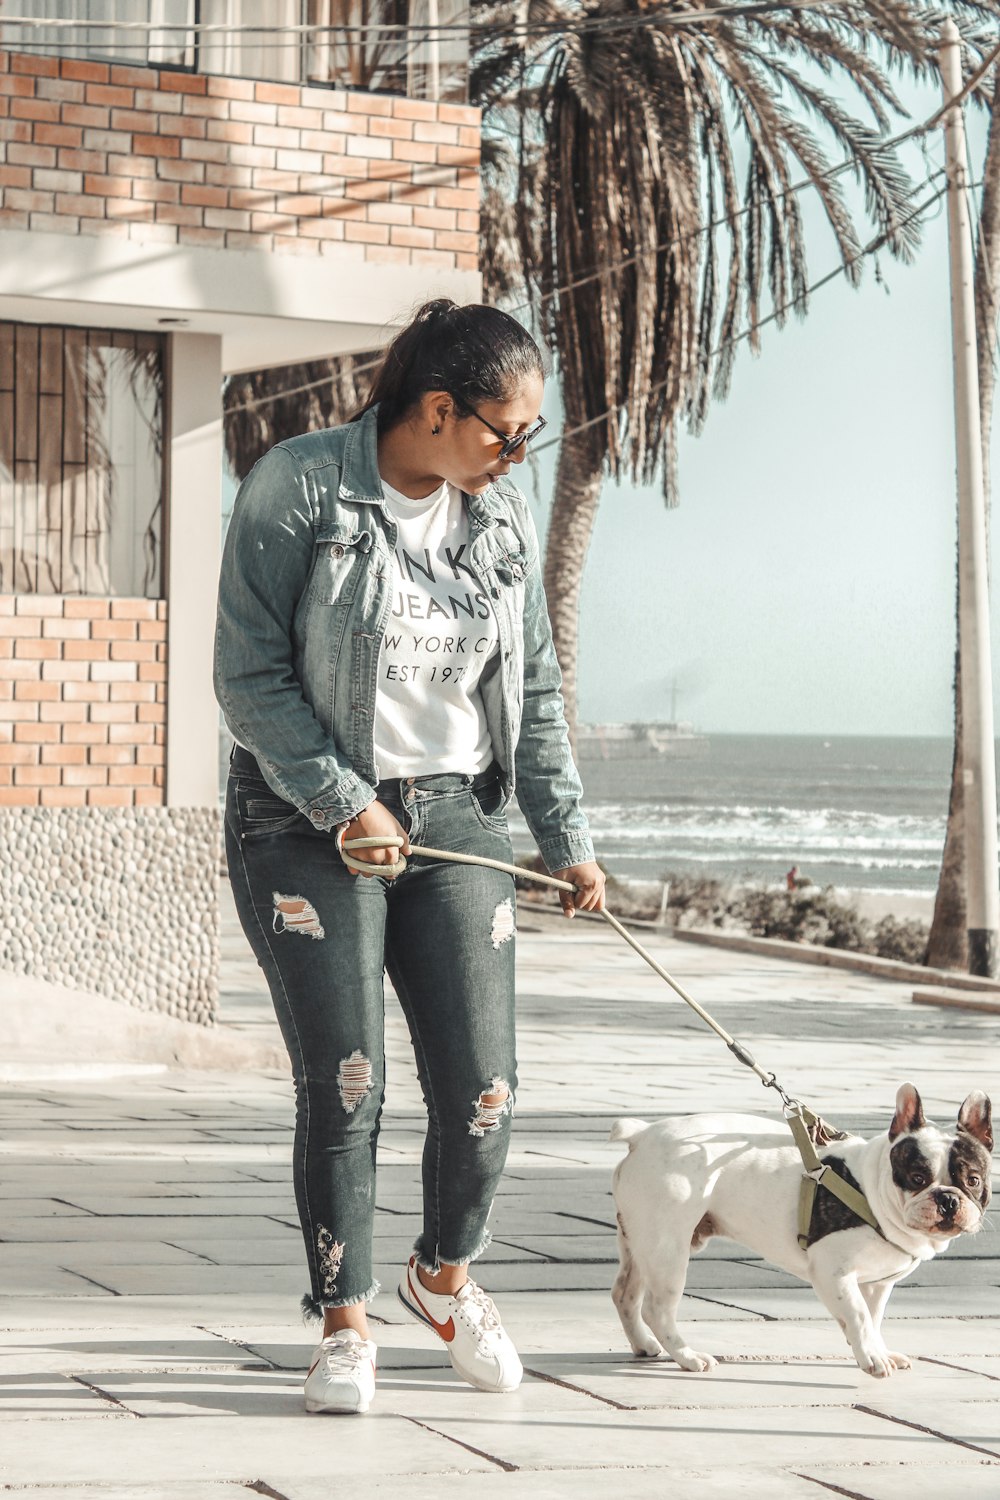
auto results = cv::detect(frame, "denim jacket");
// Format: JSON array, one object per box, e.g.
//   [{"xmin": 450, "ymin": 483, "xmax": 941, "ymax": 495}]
[{"xmin": 214, "ymin": 404, "xmax": 594, "ymax": 874}]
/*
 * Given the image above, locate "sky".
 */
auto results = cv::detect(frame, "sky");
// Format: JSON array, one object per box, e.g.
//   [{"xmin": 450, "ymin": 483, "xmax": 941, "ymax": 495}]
[{"xmin": 224, "ymin": 73, "xmax": 999, "ymax": 742}]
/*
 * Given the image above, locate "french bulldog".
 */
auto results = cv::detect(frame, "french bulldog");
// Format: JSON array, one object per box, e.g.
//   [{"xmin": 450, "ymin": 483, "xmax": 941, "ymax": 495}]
[{"xmin": 610, "ymin": 1083, "xmax": 992, "ymax": 1378}]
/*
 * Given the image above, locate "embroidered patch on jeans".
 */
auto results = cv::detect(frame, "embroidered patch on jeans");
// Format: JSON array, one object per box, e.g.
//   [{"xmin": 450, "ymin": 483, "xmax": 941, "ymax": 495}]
[{"xmin": 316, "ymin": 1224, "xmax": 345, "ymax": 1298}]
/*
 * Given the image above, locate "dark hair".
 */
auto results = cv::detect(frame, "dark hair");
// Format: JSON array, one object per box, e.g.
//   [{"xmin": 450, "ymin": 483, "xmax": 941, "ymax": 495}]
[{"xmin": 351, "ymin": 299, "xmax": 545, "ymax": 432}]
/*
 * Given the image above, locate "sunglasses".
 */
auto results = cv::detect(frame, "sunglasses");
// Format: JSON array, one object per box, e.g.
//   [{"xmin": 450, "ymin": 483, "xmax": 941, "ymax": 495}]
[{"xmin": 454, "ymin": 398, "xmax": 547, "ymax": 460}]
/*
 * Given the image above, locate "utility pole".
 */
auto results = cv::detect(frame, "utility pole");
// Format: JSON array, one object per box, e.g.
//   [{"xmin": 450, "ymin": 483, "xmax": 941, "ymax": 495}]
[{"xmin": 941, "ymin": 19, "xmax": 999, "ymax": 976}]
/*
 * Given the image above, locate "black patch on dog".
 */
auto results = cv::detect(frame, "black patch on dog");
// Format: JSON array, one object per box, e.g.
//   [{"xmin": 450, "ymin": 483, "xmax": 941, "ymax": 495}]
[
  {"xmin": 949, "ymin": 1133, "xmax": 992, "ymax": 1209},
  {"xmin": 806, "ymin": 1156, "xmax": 876, "ymax": 1246},
  {"xmin": 889, "ymin": 1136, "xmax": 935, "ymax": 1195}
]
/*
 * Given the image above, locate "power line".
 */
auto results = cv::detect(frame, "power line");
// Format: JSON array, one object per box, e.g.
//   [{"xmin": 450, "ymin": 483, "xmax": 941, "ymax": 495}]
[{"xmin": 529, "ymin": 174, "xmax": 950, "ymax": 459}]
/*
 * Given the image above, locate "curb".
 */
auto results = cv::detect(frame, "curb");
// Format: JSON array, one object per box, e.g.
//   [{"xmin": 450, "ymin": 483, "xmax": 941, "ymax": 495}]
[
  {"xmin": 912, "ymin": 987, "xmax": 1000, "ymax": 1016},
  {"xmin": 663, "ymin": 925, "xmax": 1000, "ymax": 991}
]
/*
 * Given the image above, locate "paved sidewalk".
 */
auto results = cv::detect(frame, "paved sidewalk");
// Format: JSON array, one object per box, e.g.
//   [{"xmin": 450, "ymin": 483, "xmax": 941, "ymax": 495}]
[{"xmin": 1, "ymin": 887, "xmax": 998, "ymax": 1498}]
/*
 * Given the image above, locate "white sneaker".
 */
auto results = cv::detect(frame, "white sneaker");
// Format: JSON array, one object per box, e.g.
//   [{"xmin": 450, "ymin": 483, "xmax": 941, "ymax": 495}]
[
  {"xmin": 397, "ymin": 1256, "xmax": 523, "ymax": 1393},
  {"xmin": 304, "ymin": 1328, "xmax": 377, "ymax": 1414}
]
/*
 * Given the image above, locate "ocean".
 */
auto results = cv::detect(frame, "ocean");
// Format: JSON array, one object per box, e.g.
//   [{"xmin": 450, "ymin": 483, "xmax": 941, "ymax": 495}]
[{"xmin": 507, "ymin": 734, "xmax": 970, "ymax": 895}]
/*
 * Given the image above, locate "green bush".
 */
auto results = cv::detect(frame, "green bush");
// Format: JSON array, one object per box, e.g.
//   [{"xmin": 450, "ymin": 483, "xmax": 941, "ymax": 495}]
[{"xmin": 872, "ymin": 915, "xmax": 929, "ymax": 965}]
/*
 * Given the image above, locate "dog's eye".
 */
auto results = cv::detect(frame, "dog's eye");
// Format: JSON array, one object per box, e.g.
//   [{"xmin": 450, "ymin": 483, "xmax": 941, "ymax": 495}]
[
  {"xmin": 967, "ymin": 1174, "xmax": 981, "ymax": 1190},
  {"xmin": 910, "ymin": 1172, "xmax": 929, "ymax": 1188}
]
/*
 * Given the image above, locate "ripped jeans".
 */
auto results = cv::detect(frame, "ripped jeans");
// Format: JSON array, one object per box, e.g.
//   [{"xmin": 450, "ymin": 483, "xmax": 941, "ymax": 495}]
[{"xmin": 224, "ymin": 744, "xmax": 518, "ymax": 1317}]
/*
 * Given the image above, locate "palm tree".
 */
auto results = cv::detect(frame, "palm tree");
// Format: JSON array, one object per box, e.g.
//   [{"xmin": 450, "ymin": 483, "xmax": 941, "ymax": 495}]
[
  {"xmin": 927, "ymin": 41, "xmax": 1000, "ymax": 971},
  {"xmin": 470, "ymin": 0, "xmax": 975, "ymax": 741}
]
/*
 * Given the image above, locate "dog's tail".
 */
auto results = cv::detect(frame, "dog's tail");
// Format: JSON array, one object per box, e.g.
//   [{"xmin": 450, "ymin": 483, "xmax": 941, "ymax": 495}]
[{"xmin": 609, "ymin": 1117, "xmax": 649, "ymax": 1148}]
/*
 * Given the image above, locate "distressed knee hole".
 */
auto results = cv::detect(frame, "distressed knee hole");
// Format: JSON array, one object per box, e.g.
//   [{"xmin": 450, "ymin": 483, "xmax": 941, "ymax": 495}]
[
  {"xmin": 272, "ymin": 891, "xmax": 325, "ymax": 940},
  {"xmin": 337, "ymin": 1049, "xmax": 373, "ymax": 1114},
  {"xmin": 469, "ymin": 1077, "xmax": 511, "ymax": 1137},
  {"xmin": 490, "ymin": 897, "xmax": 515, "ymax": 949}
]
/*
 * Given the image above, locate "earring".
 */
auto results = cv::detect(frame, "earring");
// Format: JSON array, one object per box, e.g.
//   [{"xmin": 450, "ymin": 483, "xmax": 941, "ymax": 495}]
[{"xmin": 432, "ymin": 425, "xmax": 440, "ymax": 435}]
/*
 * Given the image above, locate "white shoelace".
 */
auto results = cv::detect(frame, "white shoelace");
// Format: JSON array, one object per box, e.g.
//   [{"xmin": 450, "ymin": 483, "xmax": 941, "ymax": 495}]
[
  {"xmin": 318, "ymin": 1336, "xmax": 371, "ymax": 1373},
  {"xmin": 459, "ymin": 1281, "xmax": 502, "ymax": 1337}
]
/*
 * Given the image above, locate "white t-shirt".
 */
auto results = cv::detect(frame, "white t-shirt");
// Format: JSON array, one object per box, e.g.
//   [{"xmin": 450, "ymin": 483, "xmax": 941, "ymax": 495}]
[{"xmin": 374, "ymin": 475, "xmax": 499, "ymax": 778}]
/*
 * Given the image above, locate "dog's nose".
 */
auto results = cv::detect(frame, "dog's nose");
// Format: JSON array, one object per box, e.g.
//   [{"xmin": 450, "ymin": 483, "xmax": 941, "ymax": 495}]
[{"xmin": 935, "ymin": 1190, "xmax": 960, "ymax": 1218}]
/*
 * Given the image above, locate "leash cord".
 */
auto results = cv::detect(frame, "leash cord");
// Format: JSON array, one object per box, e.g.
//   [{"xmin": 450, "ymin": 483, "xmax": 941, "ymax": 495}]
[
  {"xmin": 340, "ymin": 835, "xmax": 902, "ymax": 1242},
  {"xmin": 341, "ymin": 835, "xmax": 780, "ymax": 1093},
  {"xmin": 339, "ymin": 835, "xmax": 892, "ymax": 1236}
]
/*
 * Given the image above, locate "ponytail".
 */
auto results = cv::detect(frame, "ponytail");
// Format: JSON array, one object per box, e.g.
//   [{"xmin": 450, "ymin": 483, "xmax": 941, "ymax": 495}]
[{"xmin": 351, "ymin": 299, "xmax": 544, "ymax": 432}]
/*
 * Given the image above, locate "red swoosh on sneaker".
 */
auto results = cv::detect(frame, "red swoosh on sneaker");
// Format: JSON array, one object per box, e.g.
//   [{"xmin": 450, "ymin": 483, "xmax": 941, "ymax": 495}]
[{"xmin": 409, "ymin": 1278, "xmax": 456, "ymax": 1342}]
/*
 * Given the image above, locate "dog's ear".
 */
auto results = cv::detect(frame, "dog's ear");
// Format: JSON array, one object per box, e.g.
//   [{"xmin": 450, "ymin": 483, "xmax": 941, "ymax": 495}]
[
  {"xmin": 958, "ymin": 1091, "xmax": 993, "ymax": 1151},
  {"xmin": 890, "ymin": 1082, "xmax": 926, "ymax": 1140}
]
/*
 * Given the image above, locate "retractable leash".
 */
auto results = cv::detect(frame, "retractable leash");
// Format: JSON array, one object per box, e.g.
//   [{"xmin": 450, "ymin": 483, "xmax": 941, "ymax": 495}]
[{"xmin": 339, "ymin": 832, "xmax": 880, "ymax": 1245}]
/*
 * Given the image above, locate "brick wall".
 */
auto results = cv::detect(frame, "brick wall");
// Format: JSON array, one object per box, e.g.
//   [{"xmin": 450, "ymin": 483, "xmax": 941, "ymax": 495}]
[
  {"xmin": 0, "ymin": 49, "xmax": 480, "ymax": 269},
  {"xmin": 0, "ymin": 595, "xmax": 166, "ymax": 807}
]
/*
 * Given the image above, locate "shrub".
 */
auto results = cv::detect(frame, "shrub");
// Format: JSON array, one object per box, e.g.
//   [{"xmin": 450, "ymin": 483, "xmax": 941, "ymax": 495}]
[
  {"xmin": 872, "ymin": 915, "xmax": 929, "ymax": 965},
  {"xmin": 664, "ymin": 874, "xmax": 730, "ymax": 927}
]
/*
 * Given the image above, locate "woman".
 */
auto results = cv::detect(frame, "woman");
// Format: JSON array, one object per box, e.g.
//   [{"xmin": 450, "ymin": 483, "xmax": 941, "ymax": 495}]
[{"xmin": 215, "ymin": 299, "xmax": 605, "ymax": 1415}]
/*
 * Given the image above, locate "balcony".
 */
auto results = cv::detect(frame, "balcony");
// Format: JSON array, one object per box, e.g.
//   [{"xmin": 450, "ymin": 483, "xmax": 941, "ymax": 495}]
[{"xmin": 0, "ymin": 2, "xmax": 469, "ymax": 102}]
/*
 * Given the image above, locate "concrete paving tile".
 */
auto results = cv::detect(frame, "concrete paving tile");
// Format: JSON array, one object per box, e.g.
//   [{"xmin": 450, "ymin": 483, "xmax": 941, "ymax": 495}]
[
  {"xmin": 2, "ymin": 1243, "xmax": 208, "ymax": 1270},
  {"xmin": 0, "ymin": 1330, "xmax": 267, "ymax": 1376},
  {"xmin": 0, "ymin": 1197, "xmax": 95, "ymax": 1216},
  {"xmin": 521, "ymin": 1351, "xmax": 993, "ymax": 1410},
  {"xmin": 0, "ymin": 1294, "xmax": 305, "ymax": 1331},
  {"xmin": 274, "ymin": 1470, "xmax": 824, "ymax": 1500},
  {"xmin": 67, "ymin": 1367, "xmax": 308, "ymax": 1418},
  {"xmin": 0, "ymin": 1215, "xmax": 299, "ymax": 1243},
  {"xmin": 853, "ymin": 1394, "xmax": 1000, "ymax": 1457},
  {"xmin": 684, "ymin": 1285, "xmax": 1000, "ymax": 1321},
  {"xmin": 914, "ymin": 1353, "xmax": 1000, "ymax": 1379},
  {"xmin": 0, "ymin": 1413, "xmax": 495, "ymax": 1484},
  {"xmin": 0, "ymin": 1267, "xmax": 115, "ymax": 1297},
  {"xmin": 57, "ymin": 1265, "xmax": 305, "ymax": 1297},
  {"xmin": 0, "ymin": 1489, "xmax": 252, "ymax": 1500},
  {"xmin": 382, "ymin": 1399, "xmax": 989, "ymax": 1472},
  {"xmin": 799, "ymin": 1463, "xmax": 1000, "ymax": 1498},
  {"xmin": 0, "ymin": 1371, "xmax": 120, "ymax": 1417}
]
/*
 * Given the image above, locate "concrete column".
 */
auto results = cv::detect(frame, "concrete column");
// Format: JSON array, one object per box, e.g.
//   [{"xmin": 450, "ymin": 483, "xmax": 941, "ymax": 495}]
[
  {"xmin": 165, "ymin": 332, "xmax": 223, "ymax": 808},
  {"xmin": 941, "ymin": 22, "xmax": 1000, "ymax": 976}
]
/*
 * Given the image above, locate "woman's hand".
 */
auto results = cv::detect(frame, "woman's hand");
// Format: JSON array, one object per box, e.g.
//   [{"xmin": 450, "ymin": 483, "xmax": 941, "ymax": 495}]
[
  {"xmin": 550, "ymin": 860, "xmax": 606, "ymax": 918},
  {"xmin": 340, "ymin": 800, "xmax": 412, "ymax": 878}
]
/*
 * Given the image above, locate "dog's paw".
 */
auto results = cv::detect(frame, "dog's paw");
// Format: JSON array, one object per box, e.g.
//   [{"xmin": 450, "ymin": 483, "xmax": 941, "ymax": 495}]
[
  {"xmin": 858, "ymin": 1347, "xmax": 895, "ymax": 1379},
  {"xmin": 632, "ymin": 1336, "xmax": 665, "ymax": 1359},
  {"xmin": 673, "ymin": 1347, "xmax": 718, "ymax": 1373},
  {"xmin": 885, "ymin": 1349, "xmax": 912, "ymax": 1372}
]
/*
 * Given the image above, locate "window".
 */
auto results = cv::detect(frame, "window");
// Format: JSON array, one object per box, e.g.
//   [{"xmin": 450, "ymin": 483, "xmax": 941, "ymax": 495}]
[
  {"xmin": 0, "ymin": 0, "xmax": 469, "ymax": 102},
  {"xmin": 0, "ymin": 322, "xmax": 164, "ymax": 598}
]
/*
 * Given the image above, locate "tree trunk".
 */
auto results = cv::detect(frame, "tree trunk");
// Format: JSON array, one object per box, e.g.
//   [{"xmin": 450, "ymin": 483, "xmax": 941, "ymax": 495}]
[
  {"xmin": 927, "ymin": 79, "xmax": 1000, "ymax": 969},
  {"xmin": 927, "ymin": 656, "xmax": 969, "ymax": 968},
  {"xmin": 542, "ymin": 425, "xmax": 605, "ymax": 757}
]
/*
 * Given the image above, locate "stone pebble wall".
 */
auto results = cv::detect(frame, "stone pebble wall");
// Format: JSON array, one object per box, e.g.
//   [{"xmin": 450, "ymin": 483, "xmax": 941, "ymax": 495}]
[
  {"xmin": 0, "ymin": 48, "xmax": 480, "ymax": 269},
  {"xmin": 0, "ymin": 594, "xmax": 165, "ymax": 806},
  {"xmin": 0, "ymin": 805, "xmax": 219, "ymax": 1023}
]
